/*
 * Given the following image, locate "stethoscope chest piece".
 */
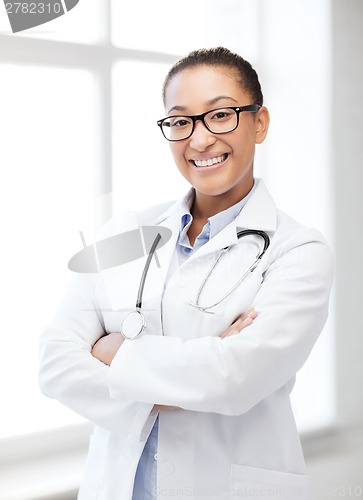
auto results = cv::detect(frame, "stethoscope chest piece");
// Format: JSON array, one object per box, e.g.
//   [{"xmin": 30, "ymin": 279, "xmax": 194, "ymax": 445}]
[{"xmin": 121, "ymin": 309, "xmax": 146, "ymax": 340}]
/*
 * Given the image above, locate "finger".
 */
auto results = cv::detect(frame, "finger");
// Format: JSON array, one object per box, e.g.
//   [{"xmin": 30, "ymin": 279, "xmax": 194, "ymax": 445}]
[
  {"xmin": 220, "ymin": 329, "xmax": 238, "ymax": 339},
  {"xmin": 221, "ymin": 314, "xmax": 256, "ymax": 338},
  {"xmin": 221, "ymin": 317, "xmax": 253, "ymax": 339},
  {"xmin": 236, "ymin": 315, "xmax": 254, "ymax": 331},
  {"xmin": 246, "ymin": 309, "xmax": 258, "ymax": 320},
  {"xmin": 237, "ymin": 308, "xmax": 257, "ymax": 324},
  {"xmin": 238, "ymin": 315, "xmax": 254, "ymax": 331},
  {"xmin": 220, "ymin": 308, "xmax": 258, "ymax": 339}
]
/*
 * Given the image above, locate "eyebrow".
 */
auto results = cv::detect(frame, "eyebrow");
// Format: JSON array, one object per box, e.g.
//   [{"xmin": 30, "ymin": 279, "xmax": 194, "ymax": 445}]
[{"xmin": 167, "ymin": 95, "xmax": 238, "ymax": 115}]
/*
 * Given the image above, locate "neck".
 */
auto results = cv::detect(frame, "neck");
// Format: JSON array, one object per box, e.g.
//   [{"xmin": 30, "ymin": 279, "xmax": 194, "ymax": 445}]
[{"xmin": 191, "ymin": 179, "xmax": 254, "ymax": 221}]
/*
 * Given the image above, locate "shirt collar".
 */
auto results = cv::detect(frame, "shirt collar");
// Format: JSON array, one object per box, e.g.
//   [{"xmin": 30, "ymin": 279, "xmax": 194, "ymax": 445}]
[{"xmin": 178, "ymin": 179, "xmax": 259, "ymax": 242}]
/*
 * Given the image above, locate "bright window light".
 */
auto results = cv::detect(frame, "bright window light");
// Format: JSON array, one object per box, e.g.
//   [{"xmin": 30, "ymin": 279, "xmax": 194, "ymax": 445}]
[
  {"xmin": 112, "ymin": 60, "xmax": 190, "ymax": 212},
  {"xmin": 255, "ymin": 0, "xmax": 335, "ymax": 433},
  {"xmin": 111, "ymin": 0, "xmax": 259, "ymax": 59},
  {"xmin": 0, "ymin": 65, "xmax": 96, "ymax": 437}
]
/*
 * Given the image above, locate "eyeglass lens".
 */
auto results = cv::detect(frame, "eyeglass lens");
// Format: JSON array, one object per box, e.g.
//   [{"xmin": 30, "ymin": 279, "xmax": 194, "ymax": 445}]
[{"xmin": 161, "ymin": 108, "xmax": 238, "ymax": 141}]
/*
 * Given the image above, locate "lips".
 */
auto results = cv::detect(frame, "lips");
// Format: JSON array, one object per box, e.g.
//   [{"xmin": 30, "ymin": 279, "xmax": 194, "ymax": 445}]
[{"xmin": 191, "ymin": 153, "xmax": 228, "ymax": 168}]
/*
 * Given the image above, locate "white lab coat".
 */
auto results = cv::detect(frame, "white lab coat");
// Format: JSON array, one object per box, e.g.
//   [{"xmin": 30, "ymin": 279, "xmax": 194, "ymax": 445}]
[{"xmin": 39, "ymin": 179, "xmax": 334, "ymax": 500}]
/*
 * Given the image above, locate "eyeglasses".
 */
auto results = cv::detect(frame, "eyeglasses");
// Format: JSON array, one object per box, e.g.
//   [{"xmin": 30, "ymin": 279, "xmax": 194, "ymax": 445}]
[{"xmin": 157, "ymin": 104, "xmax": 260, "ymax": 142}]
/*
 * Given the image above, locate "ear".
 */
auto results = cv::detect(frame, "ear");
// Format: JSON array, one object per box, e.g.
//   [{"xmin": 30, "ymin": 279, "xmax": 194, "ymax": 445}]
[{"xmin": 255, "ymin": 106, "xmax": 270, "ymax": 144}]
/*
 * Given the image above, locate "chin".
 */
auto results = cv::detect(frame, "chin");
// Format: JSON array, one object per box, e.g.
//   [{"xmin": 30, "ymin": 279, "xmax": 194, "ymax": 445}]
[{"xmin": 194, "ymin": 183, "xmax": 236, "ymax": 198}]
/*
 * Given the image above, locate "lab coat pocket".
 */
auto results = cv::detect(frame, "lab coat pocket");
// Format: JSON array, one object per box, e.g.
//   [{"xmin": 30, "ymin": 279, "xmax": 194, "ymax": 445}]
[
  {"xmin": 78, "ymin": 432, "xmax": 108, "ymax": 500},
  {"xmin": 230, "ymin": 463, "xmax": 309, "ymax": 500}
]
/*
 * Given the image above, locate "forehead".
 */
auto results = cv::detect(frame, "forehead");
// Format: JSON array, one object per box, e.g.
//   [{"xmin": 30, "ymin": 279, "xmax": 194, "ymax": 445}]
[{"xmin": 165, "ymin": 65, "xmax": 249, "ymax": 113}]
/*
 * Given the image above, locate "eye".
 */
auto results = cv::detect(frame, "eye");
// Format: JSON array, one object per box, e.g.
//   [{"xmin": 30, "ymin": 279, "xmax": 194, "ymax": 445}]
[
  {"xmin": 170, "ymin": 117, "xmax": 191, "ymax": 128},
  {"xmin": 210, "ymin": 109, "xmax": 233, "ymax": 120}
]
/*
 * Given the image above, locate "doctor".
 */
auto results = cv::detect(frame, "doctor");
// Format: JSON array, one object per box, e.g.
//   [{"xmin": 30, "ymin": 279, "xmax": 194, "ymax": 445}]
[{"xmin": 39, "ymin": 47, "xmax": 334, "ymax": 500}]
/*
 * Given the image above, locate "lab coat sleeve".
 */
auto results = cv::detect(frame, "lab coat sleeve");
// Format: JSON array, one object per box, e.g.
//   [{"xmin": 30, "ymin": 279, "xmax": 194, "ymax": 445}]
[
  {"xmin": 107, "ymin": 233, "xmax": 334, "ymax": 416},
  {"xmin": 38, "ymin": 272, "xmax": 153, "ymax": 437}
]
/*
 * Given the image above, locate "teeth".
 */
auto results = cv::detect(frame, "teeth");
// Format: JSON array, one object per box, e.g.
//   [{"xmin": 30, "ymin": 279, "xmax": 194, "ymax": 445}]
[{"xmin": 194, "ymin": 154, "xmax": 227, "ymax": 167}]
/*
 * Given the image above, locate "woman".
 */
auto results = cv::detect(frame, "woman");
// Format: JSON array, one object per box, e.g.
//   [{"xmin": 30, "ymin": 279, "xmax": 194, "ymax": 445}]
[{"xmin": 39, "ymin": 47, "xmax": 333, "ymax": 500}]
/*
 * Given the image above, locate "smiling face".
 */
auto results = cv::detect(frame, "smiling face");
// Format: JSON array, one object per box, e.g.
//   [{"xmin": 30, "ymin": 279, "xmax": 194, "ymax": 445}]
[{"xmin": 164, "ymin": 65, "xmax": 269, "ymax": 213}]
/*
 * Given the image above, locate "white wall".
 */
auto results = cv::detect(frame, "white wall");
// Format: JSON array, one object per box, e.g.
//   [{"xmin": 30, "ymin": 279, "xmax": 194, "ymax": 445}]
[
  {"xmin": 305, "ymin": 1, "xmax": 363, "ymax": 497},
  {"xmin": 331, "ymin": 0, "xmax": 363, "ymax": 429}
]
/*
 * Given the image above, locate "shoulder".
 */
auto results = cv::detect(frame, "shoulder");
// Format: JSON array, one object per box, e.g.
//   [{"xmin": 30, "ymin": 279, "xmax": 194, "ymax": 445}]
[
  {"xmin": 251, "ymin": 180, "xmax": 334, "ymax": 281},
  {"xmin": 275, "ymin": 208, "xmax": 329, "ymax": 246},
  {"xmin": 269, "ymin": 209, "xmax": 334, "ymax": 286},
  {"xmin": 95, "ymin": 199, "xmax": 179, "ymax": 240},
  {"xmin": 248, "ymin": 179, "xmax": 332, "ymax": 249}
]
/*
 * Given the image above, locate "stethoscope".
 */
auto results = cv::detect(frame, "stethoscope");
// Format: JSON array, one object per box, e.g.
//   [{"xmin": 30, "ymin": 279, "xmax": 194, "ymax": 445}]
[{"xmin": 120, "ymin": 229, "xmax": 270, "ymax": 340}]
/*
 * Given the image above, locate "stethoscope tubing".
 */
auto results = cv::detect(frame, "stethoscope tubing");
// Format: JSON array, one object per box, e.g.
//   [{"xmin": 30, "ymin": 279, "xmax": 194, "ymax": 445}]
[
  {"xmin": 190, "ymin": 229, "xmax": 270, "ymax": 312},
  {"xmin": 120, "ymin": 232, "xmax": 161, "ymax": 340},
  {"xmin": 121, "ymin": 228, "xmax": 270, "ymax": 338},
  {"xmin": 135, "ymin": 233, "xmax": 161, "ymax": 309}
]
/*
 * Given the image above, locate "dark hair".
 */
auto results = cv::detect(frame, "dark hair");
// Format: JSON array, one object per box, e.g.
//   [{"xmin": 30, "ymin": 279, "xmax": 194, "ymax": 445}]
[{"xmin": 162, "ymin": 46, "xmax": 263, "ymax": 106}]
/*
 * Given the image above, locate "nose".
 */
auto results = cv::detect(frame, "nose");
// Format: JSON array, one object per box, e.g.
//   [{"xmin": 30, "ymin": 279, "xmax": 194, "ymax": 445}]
[{"xmin": 189, "ymin": 120, "xmax": 216, "ymax": 151}]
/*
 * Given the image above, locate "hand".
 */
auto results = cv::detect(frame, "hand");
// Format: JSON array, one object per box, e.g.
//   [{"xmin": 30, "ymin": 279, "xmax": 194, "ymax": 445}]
[
  {"xmin": 219, "ymin": 307, "xmax": 257, "ymax": 339},
  {"xmin": 91, "ymin": 333, "xmax": 125, "ymax": 365}
]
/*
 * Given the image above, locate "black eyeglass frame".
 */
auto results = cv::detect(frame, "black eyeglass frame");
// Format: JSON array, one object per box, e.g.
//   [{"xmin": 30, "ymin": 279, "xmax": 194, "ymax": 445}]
[{"xmin": 157, "ymin": 104, "xmax": 261, "ymax": 142}]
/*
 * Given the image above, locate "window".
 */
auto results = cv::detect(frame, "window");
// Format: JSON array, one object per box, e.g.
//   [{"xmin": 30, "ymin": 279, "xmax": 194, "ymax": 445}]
[
  {"xmin": 112, "ymin": 60, "xmax": 189, "ymax": 212},
  {"xmin": 0, "ymin": 0, "xmax": 334, "ymax": 443},
  {"xmin": 0, "ymin": 65, "xmax": 96, "ymax": 437},
  {"xmin": 112, "ymin": 0, "xmax": 259, "ymax": 58}
]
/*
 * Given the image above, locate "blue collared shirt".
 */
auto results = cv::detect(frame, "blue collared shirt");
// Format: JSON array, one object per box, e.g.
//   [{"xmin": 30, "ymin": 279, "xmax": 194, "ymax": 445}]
[{"xmin": 131, "ymin": 181, "xmax": 258, "ymax": 500}]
